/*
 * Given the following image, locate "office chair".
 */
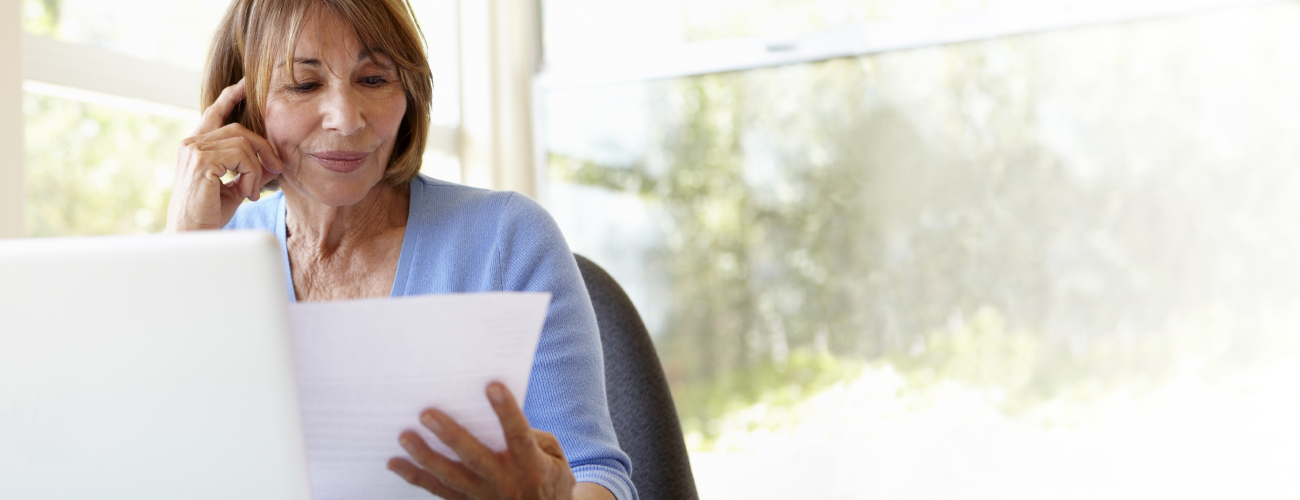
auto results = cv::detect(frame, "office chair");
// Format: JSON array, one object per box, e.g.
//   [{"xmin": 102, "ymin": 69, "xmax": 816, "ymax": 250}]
[{"xmin": 574, "ymin": 254, "xmax": 700, "ymax": 500}]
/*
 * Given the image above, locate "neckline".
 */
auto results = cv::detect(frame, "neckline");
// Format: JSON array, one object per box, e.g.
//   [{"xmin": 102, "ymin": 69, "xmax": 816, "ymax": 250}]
[{"xmin": 275, "ymin": 176, "xmax": 423, "ymax": 302}]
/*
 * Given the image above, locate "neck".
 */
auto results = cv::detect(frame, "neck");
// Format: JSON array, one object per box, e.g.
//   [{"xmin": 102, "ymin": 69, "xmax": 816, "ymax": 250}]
[{"xmin": 282, "ymin": 182, "xmax": 410, "ymax": 252}]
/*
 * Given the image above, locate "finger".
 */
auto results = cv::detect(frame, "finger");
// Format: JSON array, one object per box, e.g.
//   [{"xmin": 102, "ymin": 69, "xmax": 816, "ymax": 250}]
[
  {"xmin": 533, "ymin": 430, "xmax": 567, "ymax": 461},
  {"xmin": 258, "ymin": 169, "xmax": 280, "ymax": 191},
  {"xmin": 199, "ymin": 148, "xmax": 260, "ymax": 197},
  {"xmin": 198, "ymin": 138, "xmax": 262, "ymax": 181},
  {"xmin": 235, "ymin": 148, "xmax": 263, "ymax": 200},
  {"xmin": 198, "ymin": 124, "xmax": 284, "ymax": 174},
  {"xmin": 218, "ymin": 180, "xmax": 246, "ymax": 214},
  {"xmin": 231, "ymin": 171, "xmax": 261, "ymax": 201},
  {"xmin": 194, "ymin": 132, "xmax": 283, "ymax": 194},
  {"xmin": 487, "ymin": 382, "xmax": 539, "ymax": 467},
  {"xmin": 208, "ymin": 145, "xmax": 261, "ymax": 184},
  {"xmin": 195, "ymin": 137, "xmax": 263, "ymax": 201},
  {"xmin": 198, "ymin": 79, "xmax": 246, "ymax": 135},
  {"xmin": 421, "ymin": 409, "xmax": 501, "ymax": 477},
  {"xmin": 398, "ymin": 430, "xmax": 484, "ymax": 495},
  {"xmin": 196, "ymin": 136, "xmax": 256, "ymax": 153},
  {"xmin": 387, "ymin": 458, "xmax": 468, "ymax": 500}
]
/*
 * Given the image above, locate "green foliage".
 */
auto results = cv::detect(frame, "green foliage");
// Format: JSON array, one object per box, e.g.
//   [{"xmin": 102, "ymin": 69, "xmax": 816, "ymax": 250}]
[
  {"xmin": 548, "ymin": 15, "xmax": 1300, "ymax": 449},
  {"xmin": 891, "ymin": 307, "xmax": 1038, "ymax": 393},
  {"xmin": 549, "ymin": 154, "xmax": 656, "ymax": 196},
  {"xmin": 24, "ymin": 94, "xmax": 191, "ymax": 237},
  {"xmin": 22, "ymin": 0, "xmax": 60, "ymax": 35},
  {"xmin": 676, "ymin": 348, "xmax": 863, "ymax": 448}
]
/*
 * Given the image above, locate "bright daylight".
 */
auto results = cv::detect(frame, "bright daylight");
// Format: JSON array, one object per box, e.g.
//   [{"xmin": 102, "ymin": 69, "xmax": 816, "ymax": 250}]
[{"xmin": 3, "ymin": 0, "xmax": 1300, "ymax": 499}]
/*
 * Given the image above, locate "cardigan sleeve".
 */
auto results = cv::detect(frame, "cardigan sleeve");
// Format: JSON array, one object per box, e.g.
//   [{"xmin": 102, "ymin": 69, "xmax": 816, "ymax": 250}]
[{"xmin": 493, "ymin": 193, "xmax": 638, "ymax": 500}]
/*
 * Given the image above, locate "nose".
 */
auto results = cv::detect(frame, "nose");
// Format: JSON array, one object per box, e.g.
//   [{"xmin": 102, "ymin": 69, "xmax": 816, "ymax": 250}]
[{"xmin": 320, "ymin": 85, "xmax": 365, "ymax": 136}]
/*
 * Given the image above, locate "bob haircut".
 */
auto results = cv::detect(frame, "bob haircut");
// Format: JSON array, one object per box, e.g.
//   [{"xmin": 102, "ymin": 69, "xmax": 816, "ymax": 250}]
[{"xmin": 202, "ymin": 0, "xmax": 433, "ymax": 188}]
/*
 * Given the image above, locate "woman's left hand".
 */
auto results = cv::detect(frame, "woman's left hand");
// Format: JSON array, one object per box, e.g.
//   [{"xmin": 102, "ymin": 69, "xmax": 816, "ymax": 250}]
[{"xmin": 388, "ymin": 383, "xmax": 577, "ymax": 500}]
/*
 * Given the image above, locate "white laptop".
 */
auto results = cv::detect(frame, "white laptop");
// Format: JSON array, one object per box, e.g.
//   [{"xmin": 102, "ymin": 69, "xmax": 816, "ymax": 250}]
[{"xmin": 0, "ymin": 231, "xmax": 311, "ymax": 500}]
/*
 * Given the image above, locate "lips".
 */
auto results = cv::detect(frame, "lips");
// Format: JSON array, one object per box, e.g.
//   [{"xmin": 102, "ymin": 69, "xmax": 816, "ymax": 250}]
[{"xmin": 309, "ymin": 151, "xmax": 370, "ymax": 173}]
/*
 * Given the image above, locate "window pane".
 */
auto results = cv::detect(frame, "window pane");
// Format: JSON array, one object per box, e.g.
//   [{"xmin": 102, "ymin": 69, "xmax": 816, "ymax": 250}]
[
  {"xmin": 541, "ymin": 0, "xmax": 1244, "ymax": 66},
  {"xmin": 22, "ymin": 0, "xmax": 231, "ymax": 72},
  {"xmin": 544, "ymin": 3, "xmax": 1300, "ymax": 497},
  {"xmin": 409, "ymin": 0, "xmax": 461, "ymax": 129},
  {"xmin": 24, "ymin": 93, "xmax": 197, "ymax": 237}
]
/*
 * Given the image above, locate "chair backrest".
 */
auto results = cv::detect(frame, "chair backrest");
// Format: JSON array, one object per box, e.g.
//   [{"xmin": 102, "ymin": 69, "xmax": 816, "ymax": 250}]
[{"xmin": 574, "ymin": 254, "xmax": 700, "ymax": 500}]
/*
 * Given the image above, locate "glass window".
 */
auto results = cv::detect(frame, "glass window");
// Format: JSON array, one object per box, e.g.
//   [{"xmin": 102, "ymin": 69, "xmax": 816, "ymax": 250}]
[
  {"xmin": 24, "ymin": 93, "xmax": 195, "ymax": 237},
  {"xmin": 408, "ymin": 0, "xmax": 461, "ymax": 130},
  {"xmin": 22, "ymin": 0, "xmax": 231, "ymax": 72},
  {"xmin": 540, "ymin": 0, "xmax": 1225, "ymax": 66},
  {"xmin": 543, "ymin": 2, "xmax": 1300, "ymax": 497}
]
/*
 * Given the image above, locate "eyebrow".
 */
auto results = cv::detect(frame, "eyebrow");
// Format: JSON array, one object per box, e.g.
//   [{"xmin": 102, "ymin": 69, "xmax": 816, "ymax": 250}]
[{"xmin": 293, "ymin": 50, "xmax": 378, "ymax": 67}]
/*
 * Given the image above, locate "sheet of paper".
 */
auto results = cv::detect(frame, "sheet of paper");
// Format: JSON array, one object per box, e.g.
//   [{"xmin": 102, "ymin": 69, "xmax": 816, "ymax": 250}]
[{"xmin": 288, "ymin": 292, "xmax": 551, "ymax": 500}]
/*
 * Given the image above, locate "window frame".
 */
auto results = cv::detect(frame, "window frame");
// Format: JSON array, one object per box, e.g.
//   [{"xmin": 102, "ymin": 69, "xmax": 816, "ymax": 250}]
[
  {"xmin": 534, "ymin": 0, "xmax": 1280, "ymax": 90},
  {"xmin": 1, "ymin": 1, "xmax": 22, "ymax": 239}
]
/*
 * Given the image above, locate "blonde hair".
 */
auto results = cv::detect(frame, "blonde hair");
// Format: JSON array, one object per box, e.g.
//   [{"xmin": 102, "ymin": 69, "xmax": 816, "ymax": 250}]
[{"xmin": 202, "ymin": 0, "xmax": 433, "ymax": 187}]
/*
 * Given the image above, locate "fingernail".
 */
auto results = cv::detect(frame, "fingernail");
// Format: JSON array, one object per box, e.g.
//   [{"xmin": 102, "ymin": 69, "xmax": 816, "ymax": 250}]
[
  {"xmin": 399, "ymin": 435, "xmax": 416, "ymax": 453},
  {"xmin": 422, "ymin": 412, "xmax": 443, "ymax": 433},
  {"xmin": 488, "ymin": 384, "xmax": 504, "ymax": 404}
]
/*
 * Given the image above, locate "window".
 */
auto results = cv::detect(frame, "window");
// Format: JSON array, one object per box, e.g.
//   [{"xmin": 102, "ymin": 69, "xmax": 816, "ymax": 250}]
[{"xmin": 539, "ymin": 1, "xmax": 1300, "ymax": 497}]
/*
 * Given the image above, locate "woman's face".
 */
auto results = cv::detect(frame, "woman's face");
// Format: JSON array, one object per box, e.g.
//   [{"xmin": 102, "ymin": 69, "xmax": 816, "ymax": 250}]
[{"xmin": 264, "ymin": 9, "xmax": 407, "ymax": 207}]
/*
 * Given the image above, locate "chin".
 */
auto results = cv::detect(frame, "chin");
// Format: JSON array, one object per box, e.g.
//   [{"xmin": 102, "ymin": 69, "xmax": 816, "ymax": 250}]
[{"xmin": 290, "ymin": 170, "xmax": 386, "ymax": 207}]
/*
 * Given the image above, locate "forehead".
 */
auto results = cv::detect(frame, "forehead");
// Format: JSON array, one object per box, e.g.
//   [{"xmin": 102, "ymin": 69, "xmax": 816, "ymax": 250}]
[
  {"xmin": 268, "ymin": 7, "xmax": 399, "ymax": 78},
  {"xmin": 290, "ymin": 8, "xmax": 366, "ymax": 59}
]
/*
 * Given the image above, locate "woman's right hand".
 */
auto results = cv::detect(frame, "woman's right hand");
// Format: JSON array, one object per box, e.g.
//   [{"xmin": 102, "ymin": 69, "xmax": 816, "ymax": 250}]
[{"xmin": 166, "ymin": 79, "xmax": 284, "ymax": 232}]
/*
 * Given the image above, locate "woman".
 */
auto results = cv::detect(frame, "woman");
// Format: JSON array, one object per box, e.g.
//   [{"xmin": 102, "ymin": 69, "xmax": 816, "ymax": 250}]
[{"xmin": 164, "ymin": 1, "xmax": 634, "ymax": 499}]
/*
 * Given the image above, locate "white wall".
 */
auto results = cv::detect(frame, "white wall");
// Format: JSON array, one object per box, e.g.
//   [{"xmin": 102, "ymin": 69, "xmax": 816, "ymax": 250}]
[{"xmin": 0, "ymin": 0, "xmax": 23, "ymax": 239}]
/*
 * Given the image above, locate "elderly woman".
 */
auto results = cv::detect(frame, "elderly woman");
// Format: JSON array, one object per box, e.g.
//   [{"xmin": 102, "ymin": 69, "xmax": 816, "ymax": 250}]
[{"xmin": 164, "ymin": 1, "xmax": 634, "ymax": 499}]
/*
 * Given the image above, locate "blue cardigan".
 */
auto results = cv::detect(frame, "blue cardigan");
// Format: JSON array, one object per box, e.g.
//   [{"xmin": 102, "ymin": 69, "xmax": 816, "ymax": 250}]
[{"xmin": 226, "ymin": 174, "xmax": 636, "ymax": 500}]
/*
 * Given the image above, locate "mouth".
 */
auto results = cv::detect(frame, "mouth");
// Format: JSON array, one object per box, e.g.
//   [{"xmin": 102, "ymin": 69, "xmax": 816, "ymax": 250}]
[{"xmin": 309, "ymin": 151, "xmax": 370, "ymax": 173}]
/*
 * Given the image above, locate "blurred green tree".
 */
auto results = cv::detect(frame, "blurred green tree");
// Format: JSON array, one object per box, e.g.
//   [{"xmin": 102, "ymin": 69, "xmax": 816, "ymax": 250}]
[{"xmin": 549, "ymin": 8, "xmax": 1300, "ymax": 443}]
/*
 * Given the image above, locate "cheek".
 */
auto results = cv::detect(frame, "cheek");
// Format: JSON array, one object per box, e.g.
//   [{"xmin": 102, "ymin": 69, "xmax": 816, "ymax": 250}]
[
  {"xmin": 375, "ymin": 96, "xmax": 408, "ymax": 142},
  {"xmin": 263, "ymin": 101, "xmax": 313, "ymax": 153}
]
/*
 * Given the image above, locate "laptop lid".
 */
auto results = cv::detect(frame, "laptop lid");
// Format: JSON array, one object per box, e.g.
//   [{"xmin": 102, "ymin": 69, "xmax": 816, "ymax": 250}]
[{"xmin": 0, "ymin": 231, "xmax": 310, "ymax": 500}]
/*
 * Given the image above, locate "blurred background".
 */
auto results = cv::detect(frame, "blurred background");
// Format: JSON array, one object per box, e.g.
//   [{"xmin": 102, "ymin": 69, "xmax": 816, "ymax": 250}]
[{"xmin": 4, "ymin": 0, "xmax": 1300, "ymax": 498}]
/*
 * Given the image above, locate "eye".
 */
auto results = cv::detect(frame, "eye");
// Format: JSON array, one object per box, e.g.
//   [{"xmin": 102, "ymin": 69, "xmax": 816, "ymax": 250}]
[
  {"xmin": 360, "ymin": 75, "xmax": 388, "ymax": 87},
  {"xmin": 287, "ymin": 82, "xmax": 321, "ymax": 93}
]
